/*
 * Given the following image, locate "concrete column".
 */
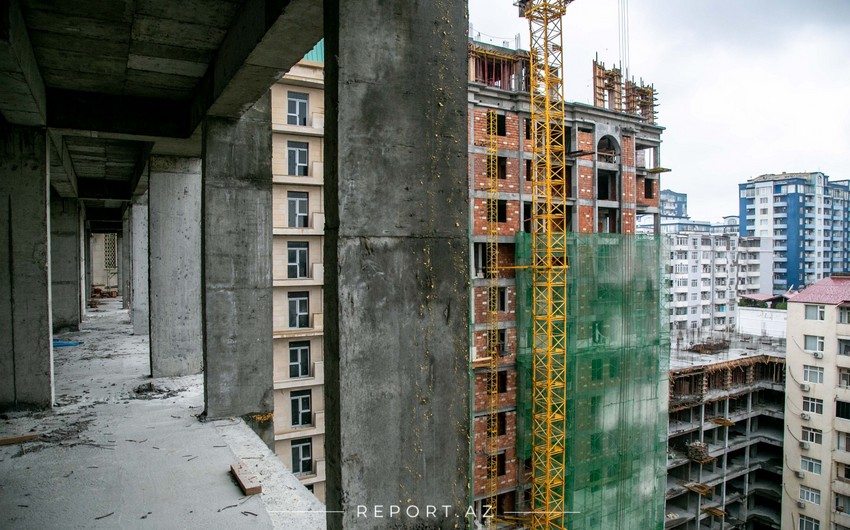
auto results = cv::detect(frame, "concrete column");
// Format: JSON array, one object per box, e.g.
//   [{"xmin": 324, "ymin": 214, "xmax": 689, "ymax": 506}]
[
  {"xmin": 79, "ymin": 207, "xmax": 87, "ymax": 320},
  {"xmin": 201, "ymin": 94, "xmax": 273, "ymax": 444},
  {"xmin": 50, "ymin": 192, "xmax": 81, "ymax": 332},
  {"xmin": 0, "ymin": 124, "xmax": 53, "ymax": 408},
  {"xmin": 84, "ymin": 228, "xmax": 92, "ymax": 301},
  {"xmin": 121, "ymin": 212, "xmax": 130, "ymax": 308},
  {"xmin": 148, "ymin": 156, "xmax": 202, "ymax": 377},
  {"xmin": 325, "ymin": 1, "xmax": 469, "ymax": 528},
  {"xmin": 131, "ymin": 194, "xmax": 149, "ymax": 336}
]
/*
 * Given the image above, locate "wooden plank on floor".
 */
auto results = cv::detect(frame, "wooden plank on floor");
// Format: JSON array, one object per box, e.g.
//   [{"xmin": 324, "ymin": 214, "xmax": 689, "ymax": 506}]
[
  {"xmin": 230, "ymin": 460, "xmax": 262, "ymax": 495},
  {"xmin": 0, "ymin": 434, "xmax": 40, "ymax": 446}
]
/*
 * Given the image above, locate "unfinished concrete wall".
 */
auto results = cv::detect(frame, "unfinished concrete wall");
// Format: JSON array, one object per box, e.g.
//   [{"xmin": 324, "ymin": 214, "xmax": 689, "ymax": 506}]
[
  {"xmin": 121, "ymin": 212, "xmax": 130, "ymax": 308},
  {"xmin": 202, "ymin": 94, "xmax": 273, "ymax": 445},
  {"xmin": 0, "ymin": 125, "xmax": 53, "ymax": 408},
  {"xmin": 131, "ymin": 195, "xmax": 149, "ymax": 336},
  {"xmin": 324, "ymin": 1, "xmax": 470, "ymax": 528},
  {"xmin": 50, "ymin": 192, "xmax": 81, "ymax": 332},
  {"xmin": 148, "ymin": 156, "xmax": 203, "ymax": 377}
]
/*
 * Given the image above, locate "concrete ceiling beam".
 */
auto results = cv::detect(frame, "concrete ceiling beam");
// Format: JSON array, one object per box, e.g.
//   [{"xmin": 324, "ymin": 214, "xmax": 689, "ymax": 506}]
[
  {"xmin": 0, "ymin": 0, "xmax": 47, "ymax": 126},
  {"xmin": 190, "ymin": 0, "xmax": 323, "ymax": 123}
]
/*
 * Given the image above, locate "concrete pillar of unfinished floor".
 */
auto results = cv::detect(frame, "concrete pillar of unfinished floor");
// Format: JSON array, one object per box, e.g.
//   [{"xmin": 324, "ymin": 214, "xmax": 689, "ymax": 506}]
[
  {"xmin": 0, "ymin": 124, "xmax": 53, "ymax": 408},
  {"xmin": 148, "ymin": 156, "xmax": 202, "ymax": 377},
  {"xmin": 324, "ymin": 1, "xmax": 470, "ymax": 528},
  {"xmin": 50, "ymin": 191, "xmax": 82, "ymax": 332},
  {"xmin": 201, "ymin": 94, "xmax": 273, "ymax": 445},
  {"xmin": 131, "ymin": 194, "xmax": 149, "ymax": 336},
  {"xmin": 121, "ymin": 211, "xmax": 130, "ymax": 309}
]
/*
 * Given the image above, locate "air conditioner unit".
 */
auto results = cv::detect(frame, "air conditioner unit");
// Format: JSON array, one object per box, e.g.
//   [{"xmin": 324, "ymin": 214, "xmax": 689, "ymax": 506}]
[
  {"xmin": 795, "ymin": 470, "xmax": 805, "ymax": 478},
  {"xmin": 797, "ymin": 501, "xmax": 806, "ymax": 509},
  {"xmin": 814, "ymin": 352, "xmax": 824, "ymax": 359},
  {"xmin": 800, "ymin": 441, "xmax": 810, "ymax": 449},
  {"xmin": 800, "ymin": 383, "xmax": 811, "ymax": 392},
  {"xmin": 801, "ymin": 413, "xmax": 811, "ymax": 420}
]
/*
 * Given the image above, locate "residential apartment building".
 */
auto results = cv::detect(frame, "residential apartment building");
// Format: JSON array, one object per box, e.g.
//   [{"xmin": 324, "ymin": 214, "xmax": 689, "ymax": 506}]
[
  {"xmin": 667, "ymin": 344, "xmax": 785, "ymax": 529},
  {"xmin": 270, "ymin": 43, "xmax": 326, "ymax": 501},
  {"xmin": 661, "ymin": 188, "xmax": 688, "ymax": 218},
  {"xmin": 668, "ymin": 231, "xmax": 773, "ymax": 341},
  {"xmin": 739, "ymin": 172, "xmax": 850, "ymax": 294},
  {"xmin": 467, "ymin": 42, "xmax": 668, "ymax": 527},
  {"xmin": 781, "ymin": 274, "xmax": 850, "ymax": 530}
]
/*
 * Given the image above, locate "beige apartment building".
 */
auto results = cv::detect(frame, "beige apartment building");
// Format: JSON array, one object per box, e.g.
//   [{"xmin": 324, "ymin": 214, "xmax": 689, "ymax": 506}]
[
  {"xmin": 782, "ymin": 274, "xmax": 850, "ymax": 530},
  {"xmin": 270, "ymin": 44, "xmax": 326, "ymax": 501}
]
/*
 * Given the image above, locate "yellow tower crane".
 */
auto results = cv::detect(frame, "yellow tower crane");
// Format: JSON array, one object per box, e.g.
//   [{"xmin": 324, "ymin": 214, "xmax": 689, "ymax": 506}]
[{"xmin": 517, "ymin": 1, "xmax": 572, "ymax": 529}]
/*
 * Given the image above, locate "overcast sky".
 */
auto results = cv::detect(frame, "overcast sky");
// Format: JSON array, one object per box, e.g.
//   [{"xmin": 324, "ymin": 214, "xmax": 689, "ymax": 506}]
[{"xmin": 468, "ymin": 0, "xmax": 850, "ymax": 222}]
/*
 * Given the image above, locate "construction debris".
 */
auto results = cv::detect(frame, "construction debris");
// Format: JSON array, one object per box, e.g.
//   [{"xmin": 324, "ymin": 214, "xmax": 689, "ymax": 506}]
[
  {"xmin": 686, "ymin": 441, "xmax": 715, "ymax": 464},
  {"xmin": 230, "ymin": 461, "xmax": 262, "ymax": 495}
]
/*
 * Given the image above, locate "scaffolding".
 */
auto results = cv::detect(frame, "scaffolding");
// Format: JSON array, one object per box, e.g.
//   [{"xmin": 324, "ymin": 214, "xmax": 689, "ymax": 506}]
[
  {"xmin": 486, "ymin": 109, "xmax": 501, "ymax": 526},
  {"xmin": 516, "ymin": 233, "xmax": 670, "ymax": 530}
]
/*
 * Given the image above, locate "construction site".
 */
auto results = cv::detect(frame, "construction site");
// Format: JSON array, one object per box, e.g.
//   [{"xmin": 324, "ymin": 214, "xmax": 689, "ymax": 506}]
[
  {"xmin": 467, "ymin": 1, "xmax": 670, "ymax": 524},
  {"xmin": 0, "ymin": 1, "xmax": 700, "ymax": 529},
  {"xmin": 667, "ymin": 339, "xmax": 785, "ymax": 529}
]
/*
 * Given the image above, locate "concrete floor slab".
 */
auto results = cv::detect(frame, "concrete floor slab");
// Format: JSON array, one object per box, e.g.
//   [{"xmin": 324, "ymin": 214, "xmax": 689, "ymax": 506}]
[{"xmin": 0, "ymin": 299, "xmax": 324, "ymax": 530}]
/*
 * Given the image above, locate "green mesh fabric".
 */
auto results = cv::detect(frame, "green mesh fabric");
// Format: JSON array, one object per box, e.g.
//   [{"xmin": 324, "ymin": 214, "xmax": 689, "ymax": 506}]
[{"xmin": 515, "ymin": 232, "xmax": 670, "ymax": 529}]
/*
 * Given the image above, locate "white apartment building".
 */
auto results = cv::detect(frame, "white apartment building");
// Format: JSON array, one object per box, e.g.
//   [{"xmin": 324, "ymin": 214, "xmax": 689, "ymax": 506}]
[
  {"xmin": 668, "ymin": 231, "xmax": 773, "ymax": 341},
  {"xmin": 270, "ymin": 45, "xmax": 326, "ymax": 501},
  {"xmin": 781, "ymin": 275, "xmax": 850, "ymax": 530}
]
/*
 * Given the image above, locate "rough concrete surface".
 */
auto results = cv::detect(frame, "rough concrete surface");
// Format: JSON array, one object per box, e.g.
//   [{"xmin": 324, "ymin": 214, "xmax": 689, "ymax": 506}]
[{"xmin": 0, "ymin": 299, "xmax": 324, "ymax": 530}]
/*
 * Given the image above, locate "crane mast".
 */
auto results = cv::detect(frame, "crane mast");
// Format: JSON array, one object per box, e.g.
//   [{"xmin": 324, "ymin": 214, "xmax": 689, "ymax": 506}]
[{"xmin": 519, "ymin": 1, "xmax": 572, "ymax": 529}]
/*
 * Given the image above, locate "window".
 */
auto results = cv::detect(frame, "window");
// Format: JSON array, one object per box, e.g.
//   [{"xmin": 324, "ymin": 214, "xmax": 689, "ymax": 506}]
[
  {"xmin": 486, "ymin": 111, "xmax": 506, "ymax": 137},
  {"xmin": 841, "ymin": 339, "xmax": 850, "ymax": 357},
  {"xmin": 289, "ymin": 341, "xmax": 310, "ymax": 378},
  {"xmin": 487, "ymin": 199, "xmax": 508, "ymax": 223},
  {"xmin": 487, "ymin": 412, "xmax": 508, "ymax": 437},
  {"xmin": 287, "ymin": 191, "xmax": 309, "ymax": 227},
  {"xmin": 803, "ymin": 365, "xmax": 824, "ymax": 384},
  {"xmin": 489, "ymin": 286, "xmax": 507, "ymax": 312},
  {"xmin": 803, "ymin": 397, "xmax": 823, "ymax": 415},
  {"xmin": 804, "ymin": 335, "xmax": 824, "ymax": 352},
  {"xmin": 291, "ymin": 438, "xmax": 312, "ymax": 474},
  {"xmin": 841, "ymin": 368, "xmax": 850, "ymax": 388},
  {"xmin": 805, "ymin": 304, "xmax": 825, "ymax": 320},
  {"xmin": 838, "ymin": 494, "xmax": 850, "ymax": 514},
  {"xmin": 497, "ymin": 329, "xmax": 506, "ymax": 356},
  {"xmin": 802, "ymin": 426, "xmax": 823, "ymax": 444},
  {"xmin": 609, "ymin": 357, "xmax": 619, "ymax": 378},
  {"xmin": 287, "ymin": 92, "xmax": 308, "ymax": 125},
  {"xmin": 800, "ymin": 485, "xmax": 821, "ymax": 505},
  {"xmin": 525, "ymin": 158, "xmax": 532, "ymax": 182},
  {"xmin": 798, "ymin": 515, "xmax": 819, "ymax": 530},
  {"xmin": 287, "ymin": 141, "xmax": 309, "ymax": 176},
  {"xmin": 839, "ymin": 432, "xmax": 850, "ymax": 452},
  {"xmin": 800, "ymin": 456, "xmax": 821, "ymax": 474},
  {"xmin": 497, "ymin": 371, "xmax": 508, "ymax": 393},
  {"xmin": 104, "ymin": 233, "xmax": 117, "ymax": 269},
  {"xmin": 591, "ymin": 358, "xmax": 603, "ymax": 380},
  {"xmin": 288, "ymin": 291, "xmax": 309, "ymax": 328},
  {"xmin": 290, "ymin": 389, "xmax": 311, "ymax": 427},
  {"xmin": 841, "ymin": 306, "xmax": 850, "ymax": 324},
  {"xmin": 524, "ymin": 118, "xmax": 531, "ymax": 140},
  {"xmin": 487, "ymin": 452, "xmax": 507, "ymax": 478},
  {"xmin": 838, "ymin": 400, "xmax": 850, "ymax": 420},
  {"xmin": 838, "ymin": 462, "xmax": 850, "ymax": 481},
  {"xmin": 287, "ymin": 242, "xmax": 309, "ymax": 278}
]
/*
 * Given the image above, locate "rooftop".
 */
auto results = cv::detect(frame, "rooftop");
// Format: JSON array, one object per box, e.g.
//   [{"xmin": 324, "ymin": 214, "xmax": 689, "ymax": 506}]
[
  {"xmin": 670, "ymin": 335, "xmax": 786, "ymax": 372},
  {"xmin": 0, "ymin": 299, "xmax": 324, "ymax": 530},
  {"xmin": 788, "ymin": 275, "xmax": 850, "ymax": 305}
]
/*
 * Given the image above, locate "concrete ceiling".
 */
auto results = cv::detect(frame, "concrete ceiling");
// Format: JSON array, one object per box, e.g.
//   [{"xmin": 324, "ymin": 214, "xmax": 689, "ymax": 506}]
[{"xmin": 0, "ymin": 0, "xmax": 322, "ymax": 228}]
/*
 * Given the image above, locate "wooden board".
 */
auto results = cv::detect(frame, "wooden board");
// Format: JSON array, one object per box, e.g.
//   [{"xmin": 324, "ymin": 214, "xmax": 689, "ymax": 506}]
[
  {"xmin": 0, "ymin": 434, "xmax": 40, "ymax": 446},
  {"xmin": 230, "ymin": 461, "xmax": 262, "ymax": 495}
]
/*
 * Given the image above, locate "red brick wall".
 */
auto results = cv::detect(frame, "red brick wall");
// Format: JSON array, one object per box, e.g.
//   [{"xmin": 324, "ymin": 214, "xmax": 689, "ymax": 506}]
[
  {"xmin": 470, "ymin": 109, "xmax": 521, "ymax": 151},
  {"xmin": 578, "ymin": 205, "xmax": 594, "ymax": 233},
  {"xmin": 472, "ymin": 328, "xmax": 517, "ymax": 367},
  {"xmin": 577, "ymin": 165, "xmax": 593, "ymax": 201},
  {"xmin": 471, "ymin": 154, "xmax": 523, "ymax": 193},
  {"xmin": 472, "ymin": 286, "xmax": 518, "ymax": 325},
  {"xmin": 472, "ymin": 368, "xmax": 517, "ymax": 412},
  {"xmin": 472, "ymin": 447, "xmax": 519, "ymax": 497},
  {"xmin": 472, "ymin": 198, "xmax": 521, "ymax": 236}
]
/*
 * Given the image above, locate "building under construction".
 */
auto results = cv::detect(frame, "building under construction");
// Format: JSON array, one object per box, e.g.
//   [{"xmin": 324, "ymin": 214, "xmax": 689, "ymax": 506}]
[
  {"xmin": 467, "ymin": 40, "xmax": 670, "ymax": 527},
  {"xmin": 666, "ymin": 339, "xmax": 786, "ymax": 529}
]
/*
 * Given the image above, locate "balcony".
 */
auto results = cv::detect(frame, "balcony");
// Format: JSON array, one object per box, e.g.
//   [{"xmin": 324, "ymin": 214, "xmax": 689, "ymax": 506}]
[
  {"xmin": 274, "ymin": 313, "xmax": 325, "ymax": 339},
  {"xmin": 274, "ymin": 212, "xmax": 326, "ymax": 235},
  {"xmin": 273, "ymin": 112, "xmax": 325, "ymax": 136},
  {"xmin": 275, "ymin": 361, "xmax": 325, "ymax": 390},
  {"xmin": 274, "ymin": 263, "xmax": 325, "ymax": 288}
]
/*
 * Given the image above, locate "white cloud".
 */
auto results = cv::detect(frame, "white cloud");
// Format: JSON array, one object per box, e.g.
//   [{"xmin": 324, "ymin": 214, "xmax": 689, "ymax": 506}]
[{"xmin": 469, "ymin": 0, "xmax": 850, "ymax": 222}]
